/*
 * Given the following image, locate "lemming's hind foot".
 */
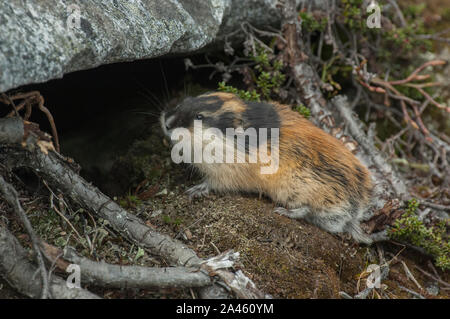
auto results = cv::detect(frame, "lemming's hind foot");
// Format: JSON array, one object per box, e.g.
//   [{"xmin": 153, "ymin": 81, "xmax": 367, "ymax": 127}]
[
  {"xmin": 274, "ymin": 207, "xmax": 377, "ymax": 245},
  {"xmin": 273, "ymin": 207, "xmax": 309, "ymax": 219},
  {"xmin": 345, "ymin": 223, "xmax": 389, "ymax": 245},
  {"xmin": 186, "ymin": 182, "xmax": 210, "ymax": 200},
  {"xmin": 345, "ymin": 220, "xmax": 373, "ymax": 245}
]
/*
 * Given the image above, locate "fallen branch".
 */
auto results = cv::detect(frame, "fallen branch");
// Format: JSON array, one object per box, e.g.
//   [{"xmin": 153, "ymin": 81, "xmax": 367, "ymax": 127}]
[
  {"xmin": 0, "ymin": 91, "xmax": 60, "ymax": 152},
  {"xmin": 201, "ymin": 250, "xmax": 269, "ymax": 299},
  {"xmin": 41, "ymin": 241, "xmax": 266, "ymax": 297},
  {"xmin": 413, "ymin": 265, "xmax": 450, "ymax": 288},
  {"xmin": 398, "ymin": 284, "xmax": 425, "ymax": 299},
  {"xmin": 419, "ymin": 201, "xmax": 450, "ymax": 213},
  {"xmin": 0, "ymin": 174, "xmax": 50, "ymax": 299},
  {"xmin": 42, "ymin": 242, "xmax": 212, "ymax": 289},
  {"xmin": 332, "ymin": 95, "xmax": 408, "ymax": 199},
  {"xmin": 356, "ymin": 59, "xmax": 448, "ymax": 142},
  {"xmin": 0, "ymin": 225, "xmax": 100, "ymax": 299}
]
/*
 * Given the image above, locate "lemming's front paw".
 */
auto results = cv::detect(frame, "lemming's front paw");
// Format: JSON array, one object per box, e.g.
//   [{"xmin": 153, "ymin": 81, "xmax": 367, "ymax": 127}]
[
  {"xmin": 273, "ymin": 206, "xmax": 309, "ymax": 219},
  {"xmin": 186, "ymin": 183, "xmax": 210, "ymax": 200}
]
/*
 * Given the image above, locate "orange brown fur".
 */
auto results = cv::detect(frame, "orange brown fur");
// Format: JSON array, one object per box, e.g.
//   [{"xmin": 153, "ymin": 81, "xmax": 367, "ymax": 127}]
[{"xmin": 161, "ymin": 92, "xmax": 374, "ymax": 243}]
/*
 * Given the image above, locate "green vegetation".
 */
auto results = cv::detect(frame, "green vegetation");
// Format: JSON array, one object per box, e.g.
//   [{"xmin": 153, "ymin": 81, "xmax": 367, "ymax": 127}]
[
  {"xmin": 403, "ymin": 3, "xmax": 426, "ymax": 19},
  {"xmin": 297, "ymin": 0, "xmax": 435, "ymax": 100},
  {"xmin": 389, "ymin": 199, "xmax": 450, "ymax": 270},
  {"xmin": 118, "ymin": 192, "xmax": 142, "ymax": 209},
  {"xmin": 162, "ymin": 214, "xmax": 183, "ymax": 226},
  {"xmin": 299, "ymin": 11, "xmax": 327, "ymax": 32},
  {"xmin": 294, "ymin": 104, "xmax": 311, "ymax": 118},
  {"xmin": 218, "ymin": 81, "xmax": 261, "ymax": 102},
  {"xmin": 217, "ymin": 1, "xmax": 437, "ymax": 106},
  {"xmin": 218, "ymin": 45, "xmax": 286, "ymax": 102},
  {"xmin": 342, "ymin": 0, "xmax": 364, "ymax": 30}
]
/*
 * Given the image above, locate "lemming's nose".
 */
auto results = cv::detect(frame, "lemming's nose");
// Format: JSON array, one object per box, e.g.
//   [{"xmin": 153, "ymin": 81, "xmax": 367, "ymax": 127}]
[{"xmin": 165, "ymin": 115, "xmax": 175, "ymax": 130}]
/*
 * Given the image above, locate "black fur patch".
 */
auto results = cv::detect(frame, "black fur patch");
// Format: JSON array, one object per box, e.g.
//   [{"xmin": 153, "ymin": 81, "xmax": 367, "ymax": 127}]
[
  {"xmin": 206, "ymin": 111, "xmax": 236, "ymax": 134},
  {"xmin": 323, "ymin": 197, "xmax": 336, "ymax": 206},
  {"xmin": 242, "ymin": 101, "xmax": 281, "ymax": 134},
  {"xmin": 312, "ymin": 160, "xmax": 349, "ymax": 189},
  {"xmin": 291, "ymin": 143, "xmax": 306, "ymax": 158},
  {"xmin": 165, "ymin": 95, "xmax": 225, "ymax": 130},
  {"xmin": 355, "ymin": 165, "xmax": 366, "ymax": 181},
  {"xmin": 166, "ymin": 96, "xmax": 282, "ymax": 155},
  {"xmin": 324, "ymin": 167, "xmax": 349, "ymax": 188},
  {"xmin": 318, "ymin": 152, "xmax": 328, "ymax": 166},
  {"xmin": 348, "ymin": 196, "xmax": 360, "ymax": 216}
]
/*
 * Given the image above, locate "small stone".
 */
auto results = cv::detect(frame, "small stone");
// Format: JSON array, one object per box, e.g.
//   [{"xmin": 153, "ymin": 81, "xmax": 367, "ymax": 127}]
[
  {"xmin": 185, "ymin": 229, "xmax": 193, "ymax": 240},
  {"xmin": 155, "ymin": 189, "xmax": 167, "ymax": 197},
  {"xmin": 150, "ymin": 209, "xmax": 163, "ymax": 217},
  {"xmin": 426, "ymin": 283, "xmax": 439, "ymax": 296}
]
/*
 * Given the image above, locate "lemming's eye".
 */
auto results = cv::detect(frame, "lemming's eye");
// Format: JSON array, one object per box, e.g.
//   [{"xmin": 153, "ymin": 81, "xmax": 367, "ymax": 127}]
[{"xmin": 196, "ymin": 114, "xmax": 204, "ymax": 120}]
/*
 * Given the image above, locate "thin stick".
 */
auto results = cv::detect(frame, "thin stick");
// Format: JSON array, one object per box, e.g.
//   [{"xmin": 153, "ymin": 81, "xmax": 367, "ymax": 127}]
[
  {"xmin": 414, "ymin": 265, "xmax": 450, "ymax": 288},
  {"xmin": 0, "ymin": 175, "xmax": 50, "ymax": 299}
]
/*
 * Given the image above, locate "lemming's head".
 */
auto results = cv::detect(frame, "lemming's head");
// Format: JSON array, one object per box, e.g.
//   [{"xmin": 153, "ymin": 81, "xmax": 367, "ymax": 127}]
[
  {"xmin": 160, "ymin": 92, "xmax": 281, "ymax": 174},
  {"xmin": 160, "ymin": 91, "xmax": 280, "ymax": 138}
]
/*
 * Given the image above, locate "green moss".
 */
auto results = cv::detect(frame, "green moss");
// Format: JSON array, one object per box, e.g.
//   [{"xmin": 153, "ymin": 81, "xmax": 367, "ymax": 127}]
[
  {"xmin": 161, "ymin": 214, "xmax": 183, "ymax": 226},
  {"xmin": 341, "ymin": 0, "xmax": 365, "ymax": 30},
  {"xmin": 118, "ymin": 193, "xmax": 142, "ymax": 209},
  {"xmin": 403, "ymin": 3, "xmax": 426, "ymax": 19},
  {"xmin": 384, "ymin": 24, "xmax": 432, "ymax": 55},
  {"xmin": 218, "ymin": 45, "xmax": 286, "ymax": 101},
  {"xmin": 294, "ymin": 104, "xmax": 311, "ymax": 118},
  {"xmin": 251, "ymin": 47, "xmax": 286, "ymax": 100},
  {"xmin": 443, "ymin": 8, "xmax": 450, "ymax": 22},
  {"xmin": 389, "ymin": 199, "xmax": 450, "ymax": 270},
  {"xmin": 299, "ymin": 11, "xmax": 328, "ymax": 32},
  {"xmin": 218, "ymin": 81, "xmax": 261, "ymax": 102}
]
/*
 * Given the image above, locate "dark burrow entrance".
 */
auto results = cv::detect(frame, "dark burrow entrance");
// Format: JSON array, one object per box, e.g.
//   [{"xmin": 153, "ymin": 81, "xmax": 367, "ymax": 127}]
[{"xmin": 5, "ymin": 55, "xmax": 219, "ymax": 197}]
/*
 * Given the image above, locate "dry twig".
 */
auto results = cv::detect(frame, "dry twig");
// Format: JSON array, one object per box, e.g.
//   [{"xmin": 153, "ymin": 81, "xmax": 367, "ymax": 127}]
[
  {"xmin": 0, "ymin": 225, "xmax": 100, "ymax": 299},
  {"xmin": 0, "ymin": 91, "xmax": 60, "ymax": 152},
  {"xmin": 0, "ymin": 175, "xmax": 50, "ymax": 299}
]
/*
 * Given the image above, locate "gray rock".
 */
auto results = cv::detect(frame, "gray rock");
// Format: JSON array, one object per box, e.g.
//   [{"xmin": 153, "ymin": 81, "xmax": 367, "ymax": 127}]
[
  {"xmin": 426, "ymin": 282, "xmax": 440, "ymax": 296},
  {"xmin": 0, "ymin": 0, "xmax": 286, "ymax": 92}
]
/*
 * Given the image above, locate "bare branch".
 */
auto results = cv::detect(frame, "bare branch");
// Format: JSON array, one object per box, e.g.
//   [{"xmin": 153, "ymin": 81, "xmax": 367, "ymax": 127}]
[
  {"xmin": 41, "ymin": 242, "xmax": 213, "ymax": 289},
  {"xmin": 0, "ymin": 225, "xmax": 100, "ymax": 299},
  {"xmin": 0, "ymin": 174, "xmax": 50, "ymax": 299}
]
